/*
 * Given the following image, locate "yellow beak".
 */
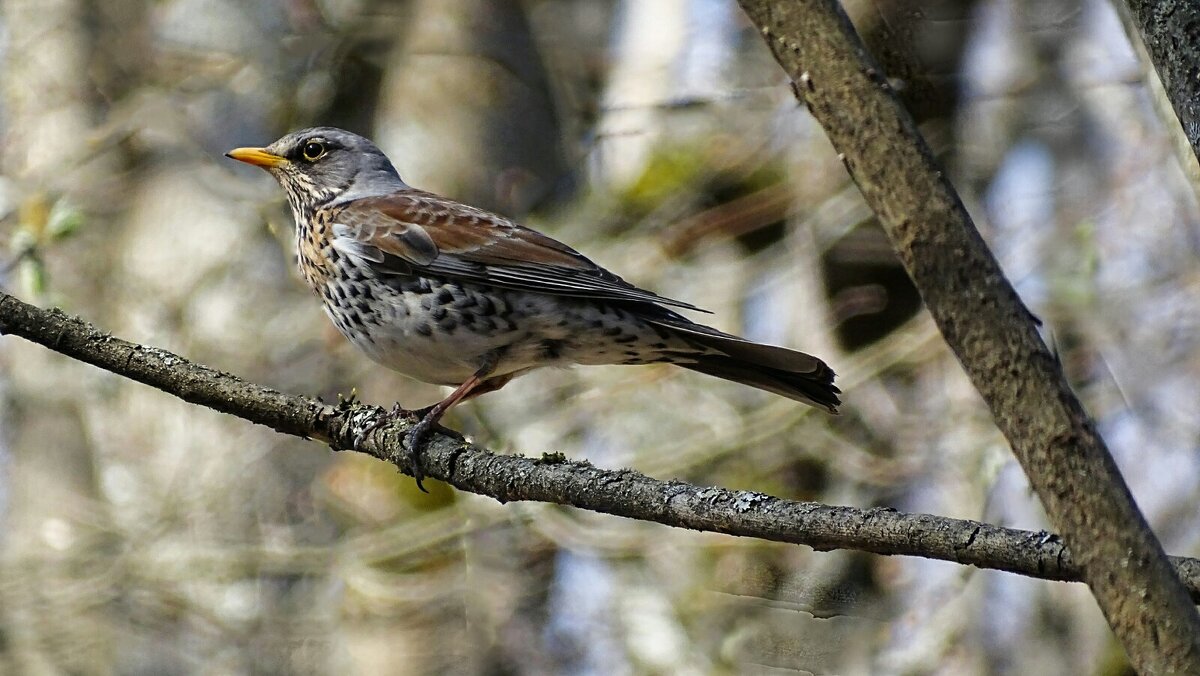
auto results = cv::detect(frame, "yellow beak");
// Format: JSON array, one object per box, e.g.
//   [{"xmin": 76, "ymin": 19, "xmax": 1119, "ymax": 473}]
[{"xmin": 225, "ymin": 147, "xmax": 287, "ymax": 168}]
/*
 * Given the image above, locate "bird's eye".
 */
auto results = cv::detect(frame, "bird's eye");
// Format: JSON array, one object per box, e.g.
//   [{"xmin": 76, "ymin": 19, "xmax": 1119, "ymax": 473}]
[{"xmin": 301, "ymin": 141, "xmax": 326, "ymax": 161}]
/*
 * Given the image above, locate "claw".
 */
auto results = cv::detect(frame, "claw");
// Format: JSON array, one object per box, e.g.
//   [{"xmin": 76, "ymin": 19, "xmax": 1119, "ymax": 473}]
[
  {"xmin": 361, "ymin": 353, "xmax": 503, "ymax": 493},
  {"xmin": 404, "ymin": 416, "xmax": 436, "ymax": 493},
  {"xmin": 350, "ymin": 404, "xmax": 434, "ymax": 493}
]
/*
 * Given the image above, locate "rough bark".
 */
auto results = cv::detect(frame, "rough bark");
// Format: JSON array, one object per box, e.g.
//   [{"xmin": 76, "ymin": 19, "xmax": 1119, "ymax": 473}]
[
  {"xmin": 1119, "ymin": 1, "xmax": 1200, "ymax": 166},
  {"xmin": 4, "ymin": 291, "xmax": 1200, "ymax": 603},
  {"xmin": 735, "ymin": 0, "xmax": 1200, "ymax": 671}
]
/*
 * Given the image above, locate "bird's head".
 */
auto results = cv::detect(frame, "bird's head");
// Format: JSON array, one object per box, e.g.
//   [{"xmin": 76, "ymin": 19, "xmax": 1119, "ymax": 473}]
[{"xmin": 226, "ymin": 127, "xmax": 406, "ymax": 214}]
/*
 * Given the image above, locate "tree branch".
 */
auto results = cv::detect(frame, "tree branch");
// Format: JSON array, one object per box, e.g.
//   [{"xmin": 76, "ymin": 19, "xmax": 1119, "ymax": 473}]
[
  {"xmin": 3, "ymin": 290, "xmax": 1200, "ymax": 602},
  {"xmin": 735, "ymin": 0, "xmax": 1200, "ymax": 670},
  {"xmin": 1112, "ymin": 0, "xmax": 1200, "ymax": 201},
  {"xmin": 1119, "ymin": 1, "xmax": 1200, "ymax": 166}
]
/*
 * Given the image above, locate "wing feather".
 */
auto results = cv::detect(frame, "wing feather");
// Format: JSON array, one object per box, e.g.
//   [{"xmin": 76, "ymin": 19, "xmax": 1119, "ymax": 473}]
[{"xmin": 330, "ymin": 191, "xmax": 708, "ymax": 312}]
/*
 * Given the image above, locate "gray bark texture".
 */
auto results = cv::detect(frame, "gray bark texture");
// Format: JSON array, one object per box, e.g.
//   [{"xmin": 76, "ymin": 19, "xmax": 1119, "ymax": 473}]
[
  {"xmin": 734, "ymin": 0, "xmax": 1200, "ymax": 672},
  {"xmin": 6, "ymin": 290, "xmax": 1200, "ymax": 600},
  {"xmin": 1120, "ymin": 1, "xmax": 1200, "ymax": 162}
]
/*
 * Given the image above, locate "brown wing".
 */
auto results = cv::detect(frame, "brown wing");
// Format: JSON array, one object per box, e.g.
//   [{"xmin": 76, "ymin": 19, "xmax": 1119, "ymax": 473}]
[{"xmin": 329, "ymin": 190, "xmax": 707, "ymax": 312}]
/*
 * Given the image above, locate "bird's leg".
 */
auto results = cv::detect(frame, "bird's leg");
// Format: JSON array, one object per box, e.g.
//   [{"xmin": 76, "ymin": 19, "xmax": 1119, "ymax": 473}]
[
  {"xmin": 403, "ymin": 352, "xmax": 505, "ymax": 492},
  {"xmin": 400, "ymin": 374, "xmax": 509, "ymax": 423},
  {"xmin": 461, "ymin": 372, "xmax": 516, "ymax": 401}
]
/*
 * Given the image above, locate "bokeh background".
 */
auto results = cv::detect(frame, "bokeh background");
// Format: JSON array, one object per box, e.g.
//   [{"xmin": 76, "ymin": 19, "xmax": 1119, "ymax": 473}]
[{"xmin": 1, "ymin": 0, "xmax": 1197, "ymax": 673}]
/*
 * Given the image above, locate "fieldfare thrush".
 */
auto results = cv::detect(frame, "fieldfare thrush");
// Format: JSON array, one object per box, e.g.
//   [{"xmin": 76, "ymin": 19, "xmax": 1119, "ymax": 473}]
[{"xmin": 227, "ymin": 127, "xmax": 840, "ymax": 490}]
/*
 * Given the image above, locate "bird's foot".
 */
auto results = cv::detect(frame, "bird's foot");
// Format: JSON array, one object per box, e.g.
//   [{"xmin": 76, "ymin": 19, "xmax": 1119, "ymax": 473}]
[
  {"xmin": 405, "ymin": 404, "xmax": 435, "ymax": 421},
  {"xmin": 350, "ymin": 401, "xmax": 432, "ymax": 492},
  {"xmin": 354, "ymin": 397, "xmax": 470, "ymax": 493},
  {"xmin": 401, "ymin": 404, "xmax": 474, "ymax": 493},
  {"xmin": 403, "ymin": 415, "xmax": 437, "ymax": 493}
]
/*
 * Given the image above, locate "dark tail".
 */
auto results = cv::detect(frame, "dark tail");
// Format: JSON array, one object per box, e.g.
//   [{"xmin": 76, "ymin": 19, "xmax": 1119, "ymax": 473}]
[
  {"xmin": 682, "ymin": 352, "xmax": 840, "ymax": 413},
  {"xmin": 651, "ymin": 318, "xmax": 841, "ymax": 413}
]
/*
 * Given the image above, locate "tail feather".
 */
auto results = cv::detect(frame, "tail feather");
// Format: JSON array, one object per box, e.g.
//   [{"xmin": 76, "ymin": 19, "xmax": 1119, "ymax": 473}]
[
  {"xmin": 648, "ymin": 317, "xmax": 840, "ymax": 412},
  {"xmin": 681, "ymin": 353, "xmax": 840, "ymax": 412}
]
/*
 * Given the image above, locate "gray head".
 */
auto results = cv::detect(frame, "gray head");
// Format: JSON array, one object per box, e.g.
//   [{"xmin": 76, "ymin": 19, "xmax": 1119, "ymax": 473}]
[{"xmin": 227, "ymin": 127, "xmax": 407, "ymax": 213}]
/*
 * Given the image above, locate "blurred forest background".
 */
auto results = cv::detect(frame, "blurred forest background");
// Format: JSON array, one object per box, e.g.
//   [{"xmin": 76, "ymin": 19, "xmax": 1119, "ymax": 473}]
[{"xmin": 1, "ymin": 0, "xmax": 1198, "ymax": 674}]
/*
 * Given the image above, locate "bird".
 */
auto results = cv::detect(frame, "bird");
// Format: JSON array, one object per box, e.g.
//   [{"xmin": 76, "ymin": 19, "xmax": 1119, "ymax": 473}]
[{"xmin": 227, "ymin": 127, "xmax": 839, "ymax": 490}]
